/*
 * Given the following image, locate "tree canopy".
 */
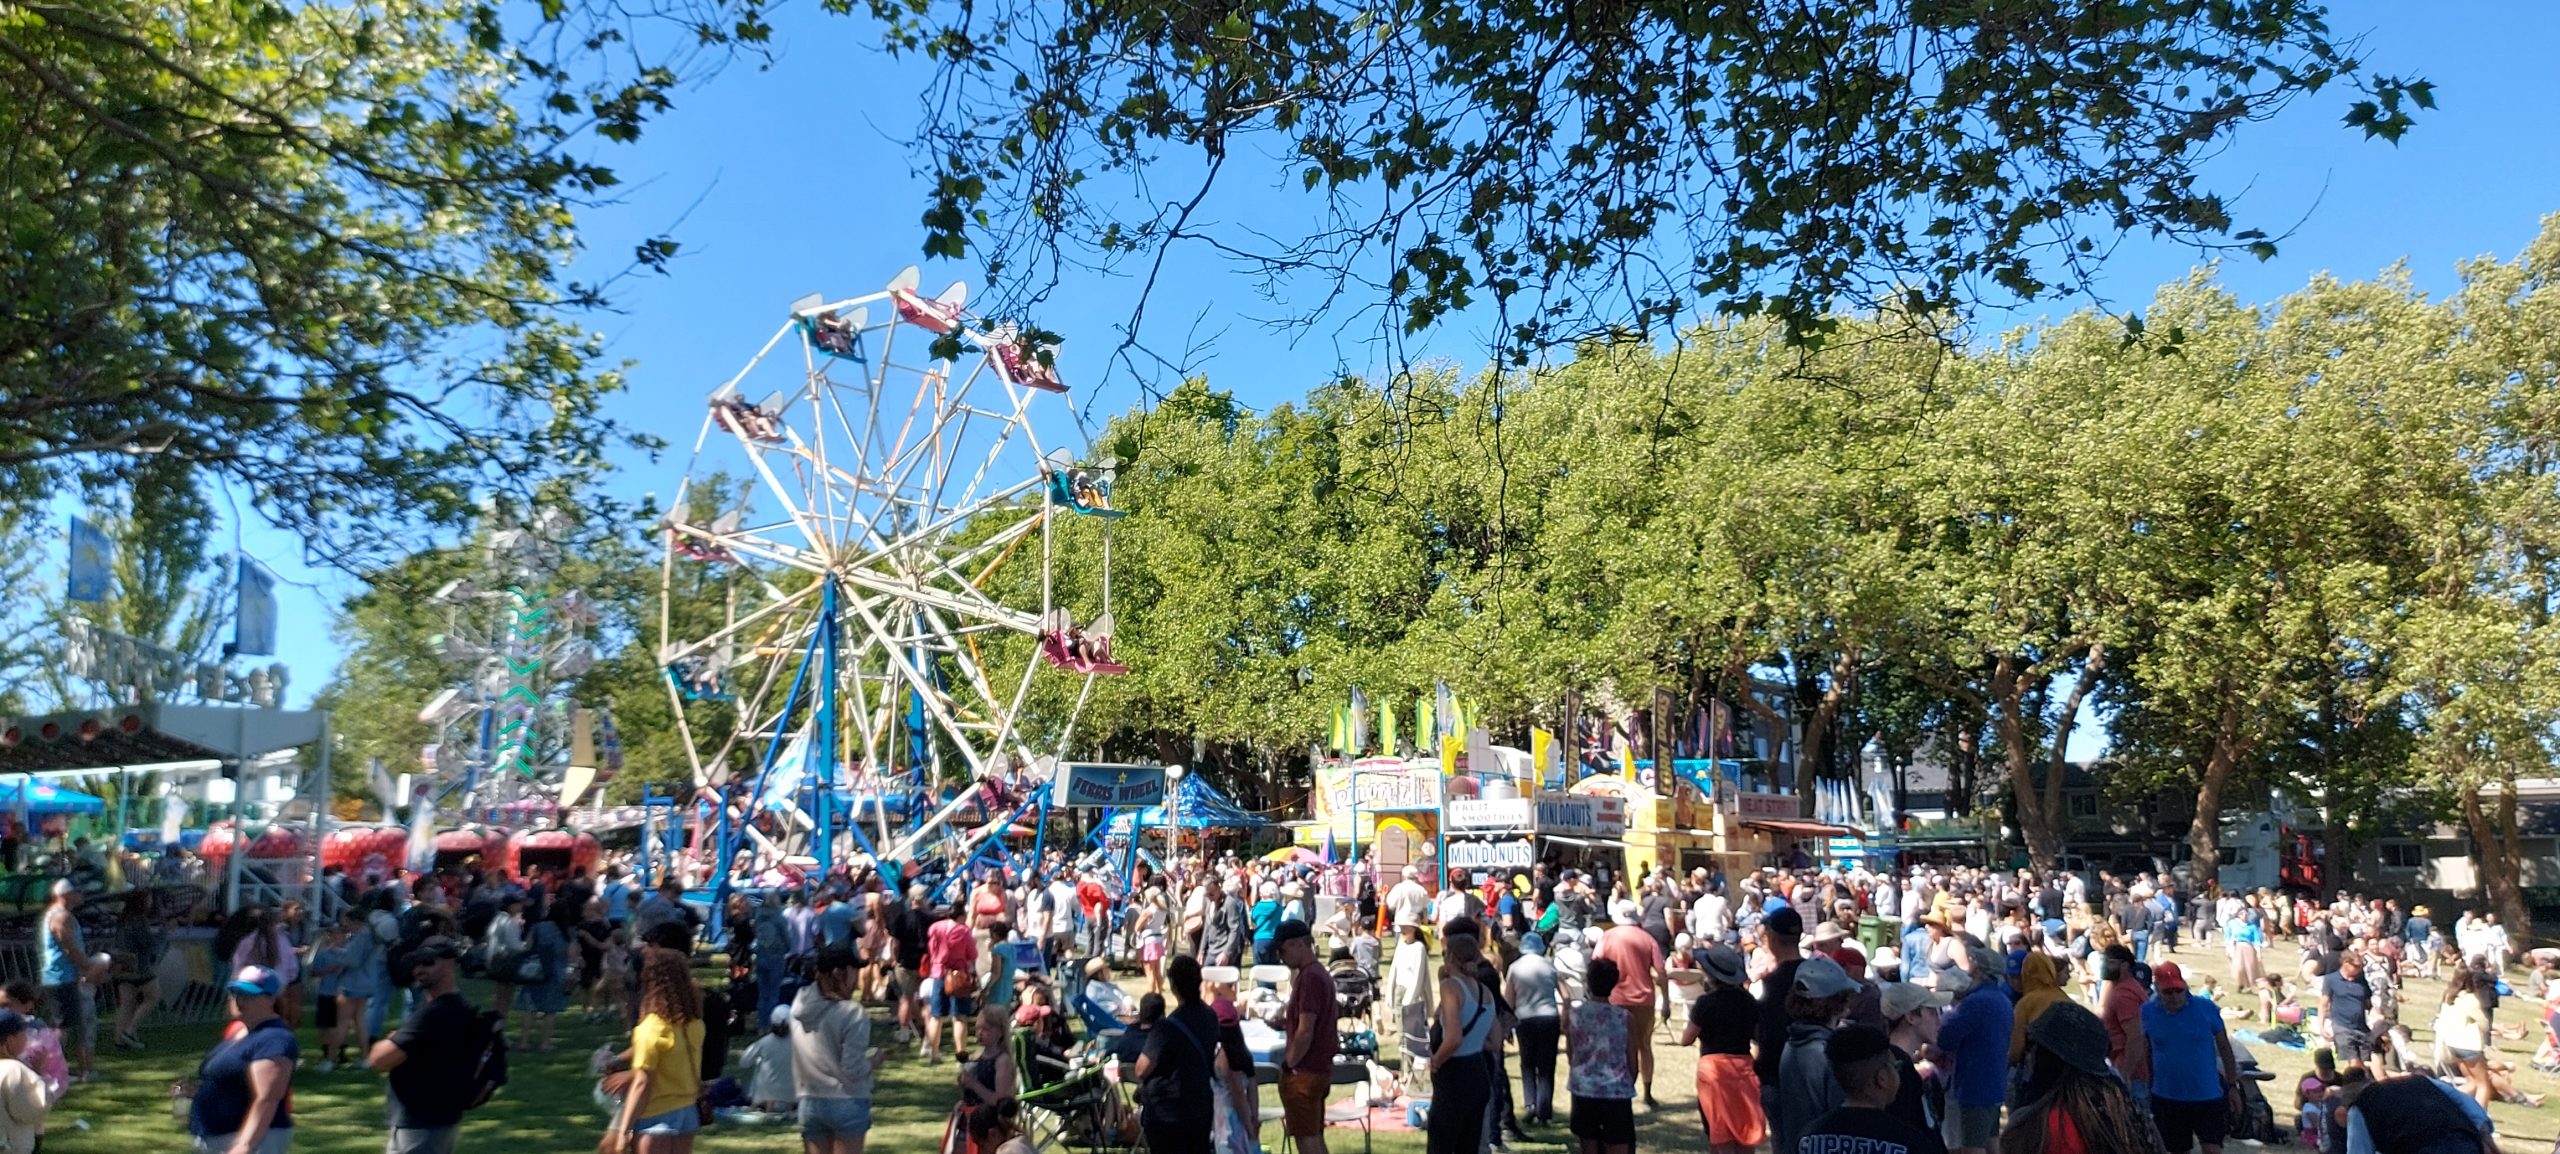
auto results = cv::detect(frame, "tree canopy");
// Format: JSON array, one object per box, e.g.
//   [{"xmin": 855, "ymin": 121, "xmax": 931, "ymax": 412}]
[
  {"xmin": 843, "ymin": 0, "xmax": 2428, "ymax": 371},
  {"xmin": 0, "ymin": 0, "xmax": 763, "ymax": 568}
]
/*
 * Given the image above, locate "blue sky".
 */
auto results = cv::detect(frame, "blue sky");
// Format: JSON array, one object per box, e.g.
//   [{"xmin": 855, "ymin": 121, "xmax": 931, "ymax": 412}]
[{"xmin": 137, "ymin": 0, "xmax": 2560, "ymax": 720}]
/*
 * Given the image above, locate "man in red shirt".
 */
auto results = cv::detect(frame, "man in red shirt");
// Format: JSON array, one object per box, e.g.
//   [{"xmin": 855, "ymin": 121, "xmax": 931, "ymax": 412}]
[
  {"xmin": 2097, "ymin": 944, "xmax": 2150, "ymax": 1099},
  {"xmin": 1076, "ymin": 873, "xmax": 1112, "ymax": 957},
  {"xmin": 922, "ymin": 907, "xmax": 979, "ymax": 1063},
  {"xmin": 1276, "ymin": 919, "xmax": 1339, "ymax": 1154},
  {"xmin": 1597, "ymin": 898, "xmax": 1669, "ymax": 1108}
]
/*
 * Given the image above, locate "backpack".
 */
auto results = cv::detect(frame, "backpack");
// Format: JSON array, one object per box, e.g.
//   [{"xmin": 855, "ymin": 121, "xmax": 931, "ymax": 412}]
[{"xmin": 465, "ymin": 1010, "xmax": 509, "ymax": 1108}]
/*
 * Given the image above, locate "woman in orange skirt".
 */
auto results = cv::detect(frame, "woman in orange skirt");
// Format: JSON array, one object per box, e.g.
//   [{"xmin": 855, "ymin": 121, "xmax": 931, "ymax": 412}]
[{"xmin": 1679, "ymin": 944, "xmax": 1768, "ymax": 1154}]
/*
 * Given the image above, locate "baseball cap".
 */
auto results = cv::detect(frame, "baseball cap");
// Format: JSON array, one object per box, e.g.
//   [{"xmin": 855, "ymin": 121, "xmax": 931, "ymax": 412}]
[
  {"xmin": 1762, "ymin": 907, "xmax": 1804, "ymax": 937},
  {"xmin": 1273, "ymin": 919, "xmax": 1313, "ymax": 946},
  {"xmin": 398, "ymin": 935, "xmax": 465, "ymax": 979},
  {"xmin": 2153, "ymin": 961, "xmax": 2189, "ymax": 992},
  {"xmin": 49, "ymin": 880, "xmax": 75, "ymax": 898},
  {"xmin": 1791, "ymin": 954, "xmax": 1860, "ymax": 999},
  {"xmin": 1878, "ymin": 980, "xmax": 1951, "ymax": 1020},
  {"xmin": 227, "ymin": 965, "xmax": 285, "ymax": 998},
  {"xmin": 769, "ymin": 1004, "xmax": 792, "ymax": 1028}
]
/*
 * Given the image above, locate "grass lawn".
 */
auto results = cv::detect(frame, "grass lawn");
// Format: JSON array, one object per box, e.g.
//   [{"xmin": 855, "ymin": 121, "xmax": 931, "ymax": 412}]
[{"xmin": 34, "ymin": 939, "xmax": 2560, "ymax": 1153}]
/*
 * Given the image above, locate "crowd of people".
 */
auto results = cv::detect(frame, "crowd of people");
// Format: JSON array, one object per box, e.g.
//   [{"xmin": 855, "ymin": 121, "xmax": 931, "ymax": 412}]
[{"xmin": 9, "ymin": 839, "xmax": 2549, "ymax": 1154}]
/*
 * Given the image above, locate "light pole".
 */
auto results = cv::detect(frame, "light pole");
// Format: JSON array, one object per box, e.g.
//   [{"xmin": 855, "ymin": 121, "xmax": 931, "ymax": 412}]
[{"xmin": 1164, "ymin": 764, "xmax": 1187, "ymax": 953}]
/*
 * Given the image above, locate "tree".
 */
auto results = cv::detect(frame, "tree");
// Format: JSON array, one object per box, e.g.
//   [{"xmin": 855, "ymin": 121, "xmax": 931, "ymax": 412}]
[
  {"xmin": 2379, "ymin": 216, "xmax": 2560, "ymax": 936},
  {"xmin": 35, "ymin": 461, "xmax": 226, "ymax": 709},
  {"xmin": 846, "ymin": 0, "xmax": 2428, "ymax": 372},
  {"xmin": 0, "ymin": 0, "xmax": 766, "ymax": 568}
]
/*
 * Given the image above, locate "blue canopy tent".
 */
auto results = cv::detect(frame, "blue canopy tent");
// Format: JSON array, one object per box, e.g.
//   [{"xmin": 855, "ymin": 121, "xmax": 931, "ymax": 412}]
[
  {"xmin": 0, "ymin": 778, "xmax": 105, "ymax": 815},
  {"xmin": 1105, "ymin": 773, "xmax": 1271, "ymax": 833}
]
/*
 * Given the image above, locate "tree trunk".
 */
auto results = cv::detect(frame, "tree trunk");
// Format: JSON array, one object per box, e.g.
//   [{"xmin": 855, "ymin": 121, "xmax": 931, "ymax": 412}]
[
  {"xmin": 2038, "ymin": 645, "xmax": 2105, "ymax": 848},
  {"xmin": 2185, "ymin": 703, "xmax": 2245, "ymax": 885},
  {"xmin": 1989, "ymin": 654, "xmax": 2060, "ymax": 873},
  {"xmin": 2462, "ymin": 774, "xmax": 2536, "ymax": 940},
  {"xmin": 1788, "ymin": 651, "xmax": 1859, "ymax": 819}
]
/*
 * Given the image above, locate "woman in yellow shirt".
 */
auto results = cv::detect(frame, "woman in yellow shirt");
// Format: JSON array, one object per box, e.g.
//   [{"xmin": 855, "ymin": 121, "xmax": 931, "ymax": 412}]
[{"xmin": 607, "ymin": 949, "xmax": 705, "ymax": 1153}]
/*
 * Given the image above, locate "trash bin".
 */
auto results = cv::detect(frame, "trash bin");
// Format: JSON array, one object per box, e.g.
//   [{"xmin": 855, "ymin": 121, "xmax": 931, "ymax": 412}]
[{"xmin": 1857, "ymin": 914, "xmax": 1893, "ymax": 957}]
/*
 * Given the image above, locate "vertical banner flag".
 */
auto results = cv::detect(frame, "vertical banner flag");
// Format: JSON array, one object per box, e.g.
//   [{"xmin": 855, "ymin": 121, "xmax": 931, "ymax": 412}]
[
  {"xmin": 1349, "ymin": 689, "xmax": 1372, "ymax": 755},
  {"xmin": 1559, "ymin": 689, "xmax": 1582, "ymax": 780},
  {"xmin": 1440, "ymin": 732, "xmax": 1463, "ymax": 777},
  {"xmin": 1434, "ymin": 681, "xmax": 1457, "ymax": 745},
  {"xmin": 233, "ymin": 555, "xmax": 279, "ymax": 656},
  {"xmin": 1653, "ymin": 688, "xmax": 1680, "ymax": 796},
  {"xmin": 66, "ymin": 516, "xmax": 113, "ymax": 603},
  {"xmin": 1379, "ymin": 695, "xmax": 1399, "ymax": 758},
  {"xmin": 1530, "ymin": 727, "xmax": 1555, "ymax": 788},
  {"xmin": 1414, "ymin": 696, "xmax": 1433, "ymax": 754}
]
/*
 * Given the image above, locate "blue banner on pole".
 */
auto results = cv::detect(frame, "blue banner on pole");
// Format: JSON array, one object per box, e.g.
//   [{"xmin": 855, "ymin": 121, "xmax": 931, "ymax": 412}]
[
  {"xmin": 66, "ymin": 517, "xmax": 113, "ymax": 603},
  {"xmin": 233, "ymin": 555, "xmax": 279, "ymax": 656}
]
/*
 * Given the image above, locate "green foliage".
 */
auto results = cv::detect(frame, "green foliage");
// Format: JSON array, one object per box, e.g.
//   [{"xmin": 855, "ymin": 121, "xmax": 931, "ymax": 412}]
[
  {"xmin": 841, "ymin": 0, "xmax": 2420, "ymax": 359},
  {"xmin": 0, "ymin": 0, "xmax": 764, "ymax": 569}
]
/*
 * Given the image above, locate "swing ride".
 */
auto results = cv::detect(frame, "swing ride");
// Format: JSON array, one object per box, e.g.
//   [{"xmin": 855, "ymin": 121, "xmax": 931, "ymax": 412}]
[{"xmin": 657, "ymin": 266, "xmax": 1126, "ymax": 896}]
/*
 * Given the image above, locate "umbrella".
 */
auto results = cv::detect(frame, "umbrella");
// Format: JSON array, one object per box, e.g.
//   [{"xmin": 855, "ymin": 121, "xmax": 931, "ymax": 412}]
[{"xmin": 1262, "ymin": 845, "xmax": 1318, "ymax": 864}]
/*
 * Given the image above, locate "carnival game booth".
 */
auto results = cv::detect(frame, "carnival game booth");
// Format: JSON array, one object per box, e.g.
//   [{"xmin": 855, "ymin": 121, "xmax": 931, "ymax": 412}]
[
  {"xmin": 319, "ymin": 823, "xmax": 410, "ymax": 888},
  {"xmin": 510, "ymin": 828, "xmax": 603, "ymax": 878},
  {"xmin": 1445, "ymin": 779, "xmax": 1634, "ymax": 879},
  {"xmin": 199, "ymin": 820, "xmax": 312, "ymax": 908},
  {"xmin": 1295, "ymin": 757, "xmax": 1445, "ymax": 892},
  {"xmin": 430, "ymin": 826, "xmax": 504, "ymax": 872}
]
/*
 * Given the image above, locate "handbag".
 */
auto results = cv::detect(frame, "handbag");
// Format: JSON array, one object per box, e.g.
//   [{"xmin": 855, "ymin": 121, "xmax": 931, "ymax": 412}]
[{"xmin": 942, "ymin": 965, "xmax": 979, "ymax": 1000}]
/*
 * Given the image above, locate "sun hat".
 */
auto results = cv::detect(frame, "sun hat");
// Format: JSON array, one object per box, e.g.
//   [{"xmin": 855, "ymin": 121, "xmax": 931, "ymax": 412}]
[
  {"xmin": 50, "ymin": 880, "xmax": 74, "ymax": 898},
  {"xmin": 2027, "ymin": 1002, "xmax": 2113, "ymax": 1077},
  {"xmin": 769, "ymin": 1004, "xmax": 791, "ymax": 1028},
  {"xmin": 1806, "ymin": 922, "xmax": 1849, "ymax": 947},
  {"xmin": 1521, "ymin": 932, "xmax": 1547, "ymax": 955},
  {"xmin": 1700, "ymin": 944, "xmax": 1748, "ymax": 988},
  {"xmin": 1610, "ymin": 899, "xmax": 1640, "ymax": 924}
]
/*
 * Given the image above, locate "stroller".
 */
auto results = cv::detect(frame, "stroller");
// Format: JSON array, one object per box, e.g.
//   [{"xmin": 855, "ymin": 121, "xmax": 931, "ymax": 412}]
[
  {"xmin": 2229, "ymin": 1040, "xmax": 2288, "ymax": 1145},
  {"xmin": 1331, "ymin": 958, "xmax": 1380, "ymax": 1060}
]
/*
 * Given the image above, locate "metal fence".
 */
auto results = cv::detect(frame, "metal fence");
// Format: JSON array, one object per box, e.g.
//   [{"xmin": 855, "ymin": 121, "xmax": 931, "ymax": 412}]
[{"xmin": 0, "ymin": 929, "xmax": 235, "ymax": 1029}]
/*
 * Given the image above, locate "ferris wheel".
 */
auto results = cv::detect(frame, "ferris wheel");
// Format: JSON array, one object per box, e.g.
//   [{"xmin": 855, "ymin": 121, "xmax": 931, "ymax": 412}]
[{"xmin": 657, "ymin": 266, "xmax": 1125, "ymax": 881}]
